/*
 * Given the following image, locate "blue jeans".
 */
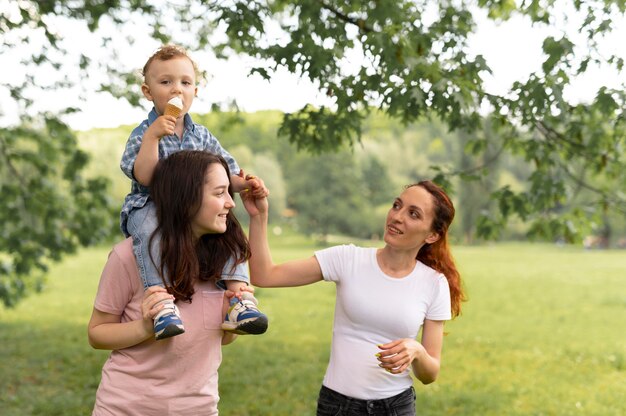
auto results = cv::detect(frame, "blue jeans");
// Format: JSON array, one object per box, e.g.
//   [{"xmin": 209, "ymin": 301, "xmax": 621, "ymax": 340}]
[
  {"xmin": 126, "ymin": 201, "xmax": 250, "ymax": 290},
  {"xmin": 316, "ymin": 385, "xmax": 416, "ymax": 416}
]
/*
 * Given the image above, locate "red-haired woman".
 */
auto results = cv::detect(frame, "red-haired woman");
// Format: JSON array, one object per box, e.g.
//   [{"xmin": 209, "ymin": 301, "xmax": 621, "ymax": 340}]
[{"xmin": 242, "ymin": 181, "xmax": 465, "ymax": 416}]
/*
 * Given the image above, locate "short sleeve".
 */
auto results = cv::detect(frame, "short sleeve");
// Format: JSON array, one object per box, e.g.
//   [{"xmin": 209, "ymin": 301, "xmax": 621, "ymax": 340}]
[
  {"xmin": 314, "ymin": 244, "xmax": 355, "ymax": 283},
  {"xmin": 120, "ymin": 128, "xmax": 144, "ymax": 181},
  {"xmin": 94, "ymin": 243, "xmax": 137, "ymax": 316},
  {"xmin": 221, "ymin": 259, "xmax": 250, "ymax": 283},
  {"xmin": 425, "ymin": 274, "xmax": 452, "ymax": 321}
]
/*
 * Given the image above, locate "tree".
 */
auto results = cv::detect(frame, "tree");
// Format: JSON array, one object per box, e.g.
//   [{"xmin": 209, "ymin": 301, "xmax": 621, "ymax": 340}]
[
  {"xmin": 360, "ymin": 155, "xmax": 395, "ymax": 206},
  {"xmin": 2, "ymin": 0, "xmax": 625, "ymax": 304},
  {"xmin": 0, "ymin": 118, "xmax": 114, "ymax": 306},
  {"xmin": 289, "ymin": 151, "xmax": 380, "ymax": 240},
  {"xmin": 226, "ymin": 0, "xmax": 626, "ymax": 242}
]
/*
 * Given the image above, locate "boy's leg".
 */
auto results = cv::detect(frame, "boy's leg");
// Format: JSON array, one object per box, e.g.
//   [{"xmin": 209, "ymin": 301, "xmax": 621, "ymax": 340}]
[
  {"xmin": 220, "ymin": 259, "xmax": 268, "ymax": 335},
  {"xmin": 127, "ymin": 202, "xmax": 184, "ymax": 340}
]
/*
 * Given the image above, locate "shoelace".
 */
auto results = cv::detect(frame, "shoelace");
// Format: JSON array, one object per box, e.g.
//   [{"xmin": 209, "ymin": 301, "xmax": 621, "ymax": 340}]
[{"xmin": 154, "ymin": 301, "xmax": 178, "ymax": 320}]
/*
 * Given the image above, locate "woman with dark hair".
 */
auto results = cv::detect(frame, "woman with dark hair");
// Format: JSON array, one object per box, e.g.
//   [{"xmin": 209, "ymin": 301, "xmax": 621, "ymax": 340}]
[
  {"xmin": 88, "ymin": 150, "xmax": 262, "ymax": 415},
  {"xmin": 242, "ymin": 180, "xmax": 465, "ymax": 416}
]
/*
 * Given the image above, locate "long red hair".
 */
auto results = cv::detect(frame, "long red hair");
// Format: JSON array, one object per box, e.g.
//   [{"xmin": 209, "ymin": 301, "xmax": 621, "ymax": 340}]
[{"xmin": 410, "ymin": 181, "xmax": 466, "ymax": 318}]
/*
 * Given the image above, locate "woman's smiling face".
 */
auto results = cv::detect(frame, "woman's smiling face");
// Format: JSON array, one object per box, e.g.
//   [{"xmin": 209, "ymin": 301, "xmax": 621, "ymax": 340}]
[
  {"xmin": 191, "ymin": 163, "xmax": 235, "ymax": 238},
  {"xmin": 383, "ymin": 185, "xmax": 440, "ymax": 250}
]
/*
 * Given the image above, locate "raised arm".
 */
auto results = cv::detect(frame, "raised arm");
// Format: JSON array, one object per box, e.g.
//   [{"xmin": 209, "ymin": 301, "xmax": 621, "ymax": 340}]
[
  {"xmin": 242, "ymin": 191, "xmax": 323, "ymax": 288},
  {"xmin": 133, "ymin": 116, "xmax": 176, "ymax": 186}
]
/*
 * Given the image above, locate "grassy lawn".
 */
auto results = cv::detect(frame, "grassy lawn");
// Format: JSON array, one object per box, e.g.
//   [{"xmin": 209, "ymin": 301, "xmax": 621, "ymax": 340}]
[{"xmin": 1, "ymin": 236, "xmax": 625, "ymax": 415}]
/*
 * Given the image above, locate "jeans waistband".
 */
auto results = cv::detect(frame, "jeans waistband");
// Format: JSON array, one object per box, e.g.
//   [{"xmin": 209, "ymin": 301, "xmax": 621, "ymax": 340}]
[{"xmin": 320, "ymin": 384, "xmax": 414, "ymax": 411}]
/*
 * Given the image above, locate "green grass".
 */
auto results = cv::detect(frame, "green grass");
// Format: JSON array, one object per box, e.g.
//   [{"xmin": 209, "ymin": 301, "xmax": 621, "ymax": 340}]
[{"xmin": 1, "ymin": 239, "xmax": 625, "ymax": 415}]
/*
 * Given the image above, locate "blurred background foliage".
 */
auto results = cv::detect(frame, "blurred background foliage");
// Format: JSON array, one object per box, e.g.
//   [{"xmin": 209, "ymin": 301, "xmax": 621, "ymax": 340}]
[
  {"xmin": 79, "ymin": 109, "xmax": 626, "ymax": 248},
  {"xmin": 1, "ymin": 0, "xmax": 625, "ymax": 306}
]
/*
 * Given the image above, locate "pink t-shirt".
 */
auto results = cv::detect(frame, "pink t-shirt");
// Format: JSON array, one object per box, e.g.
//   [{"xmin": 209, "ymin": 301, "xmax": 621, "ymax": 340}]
[{"xmin": 92, "ymin": 238, "xmax": 225, "ymax": 416}]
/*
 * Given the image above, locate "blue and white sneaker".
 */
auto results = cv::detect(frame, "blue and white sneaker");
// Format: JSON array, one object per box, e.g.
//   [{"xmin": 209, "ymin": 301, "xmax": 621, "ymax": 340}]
[
  {"xmin": 221, "ymin": 293, "xmax": 268, "ymax": 335},
  {"xmin": 153, "ymin": 301, "xmax": 185, "ymax": 340}
]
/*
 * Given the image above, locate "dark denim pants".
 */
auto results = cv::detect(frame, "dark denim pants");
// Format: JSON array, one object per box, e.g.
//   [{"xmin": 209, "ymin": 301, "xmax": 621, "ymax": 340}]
[{"xmin": 316, "ymin": 384, "xmax": 416, "ymax": 416}]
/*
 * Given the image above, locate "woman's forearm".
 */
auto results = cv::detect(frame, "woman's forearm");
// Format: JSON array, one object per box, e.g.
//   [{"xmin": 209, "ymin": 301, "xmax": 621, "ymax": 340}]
[
  {"xmin": 88, "ymin": 316, "xmax": 153, "ymax": 350},
  {"xmin": 411, "ymin": 349, "xmax": 441, "ymax": 384},
  {"xmin": 247, "ymin": 212, "xmax": 275, "ymax": 287},
  {"xmin": 412, "ymin": 319, "xmax": 445, "ymax": 384},
  {"xmin": 247, "ymin": 212, "xmax": 323, "ymax": 287}
]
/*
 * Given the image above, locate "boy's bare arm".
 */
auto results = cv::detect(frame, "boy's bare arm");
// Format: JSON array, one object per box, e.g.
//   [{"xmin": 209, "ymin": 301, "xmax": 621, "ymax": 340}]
[
  {"xmin": 133, "ymin": 116, "xmax": 176, "ymax": 186},
  {"xmin": 230, "ymin": 173, "xmax": 247, "ymax": 193}
]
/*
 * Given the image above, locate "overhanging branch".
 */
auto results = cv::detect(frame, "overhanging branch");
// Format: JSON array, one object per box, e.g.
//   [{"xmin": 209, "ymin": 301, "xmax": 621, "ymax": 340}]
[{"xmin": 318, "ymin": 0, "xmax": 373, "ymax": 33}]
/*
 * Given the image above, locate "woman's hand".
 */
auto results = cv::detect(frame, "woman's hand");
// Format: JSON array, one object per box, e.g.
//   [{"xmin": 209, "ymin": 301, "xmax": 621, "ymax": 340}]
[
  {"xmin": 377, "ymin": 320, "xmax": 444, "ymax": 384},
  {"xmin": 239, "ymin": 170, "xmax": 269, "ymax": 217},
  {"xmin": 244, "ymin": 173, "xmax": 269, "ymax": 199},
  {"xmin": 234, "ymin": 169, "xmax": 269, "ymax": 198},
  {"xmin": 88, "ymin": 286, "xmax": 174, "ymax": 351},
  {"xmin": 222, "ymin": 286, "xmax": 255, "ymax": 309},
  {"xmin": 141, "ymin": 286, "xmax": 175, "ymax": 332},
  {"xmin": 220, "ymin": 287, "xmax": 255, "ymax": 346},
  {"xmin": 376, "ymin": 338, "xmax": 425, "ymax": 374}
]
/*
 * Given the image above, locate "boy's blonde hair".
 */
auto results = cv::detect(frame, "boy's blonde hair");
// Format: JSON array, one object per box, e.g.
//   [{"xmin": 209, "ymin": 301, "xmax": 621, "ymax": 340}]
[{"xmin": 142, "ymin": 44, "xmax": 200, "ymax": 80}]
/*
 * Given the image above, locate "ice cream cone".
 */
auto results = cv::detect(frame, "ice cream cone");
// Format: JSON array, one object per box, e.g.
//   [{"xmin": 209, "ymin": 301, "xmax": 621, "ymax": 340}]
[
  {"xmin": 164, "ymin": 97, "xmax": 183, "ymax": 118},
  {"xmin": 164, "ymin": 104, "xmax": 182, "ymax": 118}
]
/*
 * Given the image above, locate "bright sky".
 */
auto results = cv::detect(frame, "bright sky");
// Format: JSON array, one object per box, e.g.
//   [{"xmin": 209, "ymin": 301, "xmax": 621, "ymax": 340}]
[{"xmin": 1, "ymin": 2, "xmax": 624, "ymax": 131}]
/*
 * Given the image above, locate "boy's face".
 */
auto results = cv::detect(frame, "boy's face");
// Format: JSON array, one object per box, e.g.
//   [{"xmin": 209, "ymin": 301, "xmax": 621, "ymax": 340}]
[{"xmin": 141, "ymin": 56, "xmax": 197, "ymax": 118}]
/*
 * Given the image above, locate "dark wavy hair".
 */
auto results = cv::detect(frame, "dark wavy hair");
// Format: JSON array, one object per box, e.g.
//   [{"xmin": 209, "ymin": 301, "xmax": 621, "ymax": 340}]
[
  {"xmin": 409, "ymin": 180, "xmax": 466, "ymax": 317},
  {"xmin": 149, "ymin": 150, "xmax": 250, "ymax": 302}
]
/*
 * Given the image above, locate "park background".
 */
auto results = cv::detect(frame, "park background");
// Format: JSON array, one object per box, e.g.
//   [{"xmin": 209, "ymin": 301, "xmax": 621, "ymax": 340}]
[
  {"xmin": 1, "ymin": 110, "xmax": 625, "ymax": 415},
  {"xmin": 1, "ymin": 1, "xmax": 626, "ymax": 415}
]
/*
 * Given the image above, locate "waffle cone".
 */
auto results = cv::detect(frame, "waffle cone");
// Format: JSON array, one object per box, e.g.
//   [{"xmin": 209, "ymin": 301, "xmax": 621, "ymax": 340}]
[{"xmin": 164, "ymin": 104, "xmax": 182, "ymax": 118}]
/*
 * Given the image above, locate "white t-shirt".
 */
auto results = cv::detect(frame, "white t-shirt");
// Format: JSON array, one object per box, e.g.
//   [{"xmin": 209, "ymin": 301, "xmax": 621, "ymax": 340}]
[
  {"xmin": 92, "ymin": 238, "xmax": 225, "ymax": 416},
  {"xmin": 314, "ymin": 244, "xmax": 451, "ymax": 400}
]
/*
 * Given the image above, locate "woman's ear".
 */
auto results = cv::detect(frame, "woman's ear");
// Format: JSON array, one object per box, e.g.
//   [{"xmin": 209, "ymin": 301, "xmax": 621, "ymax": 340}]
[{"xmin": 425, "ymin": 232, "xmax": 440, "ymax": 245}]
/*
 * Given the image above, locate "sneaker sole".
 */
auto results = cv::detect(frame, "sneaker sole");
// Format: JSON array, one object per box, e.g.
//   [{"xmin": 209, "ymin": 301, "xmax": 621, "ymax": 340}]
[
  {"xmin": 222, "ymin": 315, "xmax": 268, "ymax": 335},
  {"xmin": 155, "ymin": 324, "xmax": 185, "ymax": 341}
]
